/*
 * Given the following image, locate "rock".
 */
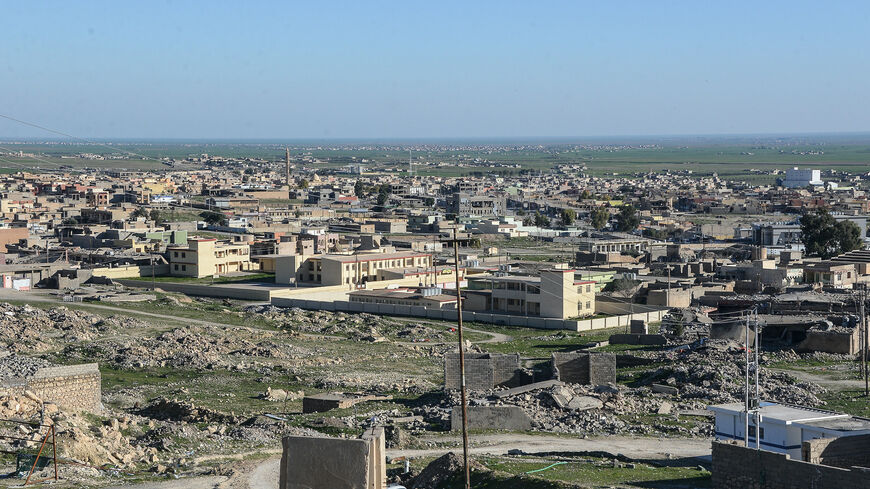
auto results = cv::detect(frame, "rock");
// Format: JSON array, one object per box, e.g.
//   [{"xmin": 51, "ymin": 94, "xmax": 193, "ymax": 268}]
[
  {"xmin": 657, "ymin": 402, "xmax": 673, "ymax": 415},
  {"xmin": 567, "ymin": 396, "xmax": 603, "ymax": 411}
]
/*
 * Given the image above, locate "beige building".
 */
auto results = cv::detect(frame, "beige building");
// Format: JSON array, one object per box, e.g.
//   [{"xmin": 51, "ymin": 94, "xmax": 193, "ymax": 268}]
[
  {"xmin": 465, "ymin": 269, "xmax": 596, "ymax": 319},
  {"xmin": 275, "ymin": 251, "xmax": 433, "ymax": 286},
  {"xmin": 167, "ymin": 238, "xmax": 253, "ymax": 277}
]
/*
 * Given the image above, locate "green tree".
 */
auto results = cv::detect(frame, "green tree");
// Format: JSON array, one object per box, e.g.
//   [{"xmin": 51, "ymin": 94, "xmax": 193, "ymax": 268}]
[
  {"xmin": 590, "ymin": 207, "xmax": 609, "ymax": 230},
  {"xmin": 469, "ymin": 237, "xmax": 482, "ymax": 248},
  {"xmin": 800, "ymin": 210, "xmax": 862, "ymax": 259},
  {"xmin": 560, "ymin": 208, "xmax": 576, "ymax": 226},
  {"xmin": 298, "ymin": 179, "xmax": 309, "ymax": 189},
  {"xmin": 579, "ymin": 189, "xmax": 594, "ymax": 200},
  {"xmin": 354, "ymin": 180, "xmax": 365, "ymax": 198},
  {"xmin": 534, "ymin": 211, "xmax": 551, "ymax": 228},
  {"xmin": 199, "ymin": 210, "xmax": 227, "ymax": 226},
  {"xmin": 149, "ymin": 209, "xmax": 162, "ymax": 223},
  {"xmin": 131, "ymin": 207, "xmax": 148, "ymax": 219},
  {"xmin": 616, "ymin": 205, "xmax": 640, "ymax": 232},
  {"xmin": 377, "ymin": 184, "xmax": 390, "ymax": 205}
]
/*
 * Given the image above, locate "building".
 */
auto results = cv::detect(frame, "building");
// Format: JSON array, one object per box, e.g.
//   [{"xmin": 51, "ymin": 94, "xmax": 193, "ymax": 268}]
[
  {"xmin": 802, "ymin": 262, "xmax": 857, "ymax": 288},
  {"xmin": 753, "ymin": 222, "xmax": 802, "ymax": 247},
  {"xmin": 465, "ymin": 269, "xmax": 596, "ymax": 319},
  {"xmin": 450, "ymin": 192, "xmax": 506, "ymax": 217},
  {"xmin": 348, "ymin": 286, "xmax": 458, "ymax": 309},
  {"xmin": 576, "ymin": 237, "xmax": 651, "ymax": 254},
  {"xmin": 709, "ymin": 401, "xmax": 870, "ymax": 459},
  {"xmin": 782, "ymin": 167, "xmax": 824, "ymax": 188},
  {"xmin": 276, "ymin": 251, "xmax": 433, "ymax": 286},
  {"xmin": 167, "ymin": 238, "xmax": 253, "ymax": 277}
]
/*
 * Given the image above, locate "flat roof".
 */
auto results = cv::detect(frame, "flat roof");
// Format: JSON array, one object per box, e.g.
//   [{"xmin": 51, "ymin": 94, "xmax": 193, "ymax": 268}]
[
  {"xmin": 320, "ymin": 251, "xmax": 430, "ymax": 263},
  {"xmin": 709, "ymin": 402, "xmax": 848, "ymax": 425}
]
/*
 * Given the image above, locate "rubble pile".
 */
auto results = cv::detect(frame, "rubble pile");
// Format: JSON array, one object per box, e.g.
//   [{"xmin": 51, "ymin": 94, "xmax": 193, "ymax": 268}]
[
  {"xmin": 655, "ymin": 344, "xmax": 826, "ymax": 406},
  {"xmin": 0, "ymin": 304, "xmax": 139, "ymax": 352},
  {"xmin": 0, "ymin": 351, "xmax": 51, "ymax": 378},
  {"xmin": 247, "ymin": 306, "xmax": 446, "ymax": 342},
  {"xmin": 62, "ymin": 325, "xmax": 314, "ymax": 371}
]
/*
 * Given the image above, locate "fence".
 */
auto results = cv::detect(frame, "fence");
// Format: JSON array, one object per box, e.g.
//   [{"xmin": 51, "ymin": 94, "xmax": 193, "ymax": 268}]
[
  {"xmin": 0, "ymin": 418, "xmax": 58, "ymax": 485},
  {"xmin": 270, "ymin": 297, "xmax": 668, "ymax": 332}
]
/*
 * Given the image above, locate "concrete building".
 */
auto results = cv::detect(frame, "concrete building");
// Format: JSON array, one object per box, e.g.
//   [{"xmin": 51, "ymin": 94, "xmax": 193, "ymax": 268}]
[
  {"xmin": 782, "ymin": 167, "xmax": 824, "ymax": 188},
  {"xmin": 450, "ymin": 192, "xmax": 507, "ymax": 216},
  {"xmin": 802, "ymin": 262, "xmax": 858, "ymax": 288},
  {"xmin": 576, "ymin": 237, "xmax": 651, "ymax": 254},
  {"xmin": 276, "ymin": 251, "xmax": 433, "ymax": 286},
  {"xmin": 348, "ymin": 287, "xmax": 458, "ymax": 309},
  {"xmin": 465, "ymin": 269, "xmax": 596, "ymax": 319},
  {"xmin": 167, "ymin": 238, "xmax": 253, "ymax": 277},
  {"xmin": 709, "ymin": 401, "xmax": 870, "ymax": 459}
]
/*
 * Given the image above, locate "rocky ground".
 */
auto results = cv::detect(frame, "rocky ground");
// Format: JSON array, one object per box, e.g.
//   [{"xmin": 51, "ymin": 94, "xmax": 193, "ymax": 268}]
[{"xmin": 0, "ymin": 296, "xmax": 846, "ymax": 487}]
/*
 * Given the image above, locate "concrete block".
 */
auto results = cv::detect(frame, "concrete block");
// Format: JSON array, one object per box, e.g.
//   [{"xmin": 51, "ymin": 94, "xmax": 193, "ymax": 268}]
[
  {"xmin": 567, "ymin": 395, "xmax": 603, "ymax": 411},
  {"xmin": 651, "ymin": 383, "xmax": 679, "ymax": 395},
  {"xmin": 450, "ymin": 406, "xmax": 531, "ymax": 431}
]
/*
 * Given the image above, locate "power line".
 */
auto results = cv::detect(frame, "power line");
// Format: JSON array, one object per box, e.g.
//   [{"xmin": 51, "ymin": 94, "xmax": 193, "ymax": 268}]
[{"xmin": 0, "ymin": 113, "xmax": 166, "ymax": 165}]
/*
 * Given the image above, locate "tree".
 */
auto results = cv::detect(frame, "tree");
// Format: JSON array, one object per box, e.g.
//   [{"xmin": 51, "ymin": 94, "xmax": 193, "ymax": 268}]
[
  {"xmin": 200, "ymin": 210, "xmax": 227, "ymax": 226},
  {"xmin": 800, "ymin": 210, "xmax": 862, "ymax": 259},
  {"xmin": 377, "ymin": 184, "xmax": 390, "ymax": 205},
  {"xmin": 616, "ymin": 205, "xmax": 640, "ymax": 232},
  {"xmin": 590, "ymin": 207, "xmax": 609, "ymax": 230},
  {"xmin": 149, "ymin": 209, "xmax": 162, "ymax": 223},
  {"xmin": 131, "ymin": 207, "xmax": 148, "ymax": 219},
  {"xmin": 534, "ymin": 211, "xmax": 550, "ymax": 228},
  {"xmin": 469, "ymin": 237, "xmax": 482, "ymax": 248},
  {"xmin": 579, "ymin": 189, "xmax": 594, "ymax": 200},
  {"xmin": 354, "ymin": 180, "xmax": 365, "ymax": 198},
  {"xmin": 423, "ymin": 197, "xmax": 435, "ymax": 206},
  {"xmin": 560, "ymin": 208, "xmax": 576, "ymax": 226},
  {"xmin": 298, "ymin": 179, "xmax": 309, "ymax": 189}
]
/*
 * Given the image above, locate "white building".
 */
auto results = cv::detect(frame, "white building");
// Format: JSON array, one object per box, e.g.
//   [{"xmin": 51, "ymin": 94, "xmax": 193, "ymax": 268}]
[
  {"xmin": 783, "ymin": 167, "xmax": 823, "ymax": 188},
  {"xmin": 709, "ymin": 402, "xmax": 870, "ymax": 459}
]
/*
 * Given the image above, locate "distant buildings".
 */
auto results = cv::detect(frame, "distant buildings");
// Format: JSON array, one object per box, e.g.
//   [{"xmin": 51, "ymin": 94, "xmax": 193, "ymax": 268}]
[{"xmin": 782, "ymin": 167, "xmax": 824, "ymax": 188}]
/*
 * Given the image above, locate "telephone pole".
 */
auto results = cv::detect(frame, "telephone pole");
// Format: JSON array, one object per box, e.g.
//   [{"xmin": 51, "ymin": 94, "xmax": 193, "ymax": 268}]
[
  {"xmin": 446, "ymin": 227, "xmax": 471, "ymax": 489},
  {"xmin": 861, "ymin": 285, "xmax": 868, "ymax": 396}
]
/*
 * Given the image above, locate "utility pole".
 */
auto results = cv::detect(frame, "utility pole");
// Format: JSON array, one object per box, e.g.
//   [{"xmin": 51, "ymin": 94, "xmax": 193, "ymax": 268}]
[
  {"xmin": 666, "ymin": 265, "xmax": 672, "ymax": 308},
  {"xmin": 150, "ymin": 251, "xmax": 156, "ymax": 291},
  {"xmin": 862, "ymin": 285, "xmax": 868, "ymax": 396},
  {"xmin": 447, "ymin": 227, "xmax": 471, "ymax": 489},
  {"xmin": 744, "ymin": 311, "xmax": 750, "ymax": 448}
]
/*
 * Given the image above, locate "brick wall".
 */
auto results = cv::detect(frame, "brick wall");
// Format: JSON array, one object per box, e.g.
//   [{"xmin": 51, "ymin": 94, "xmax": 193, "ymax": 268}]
[
  {"xmin": 802, "ymin": 434, "xmax": 870, "ymax": 469},
  {"xmin": 551, "ymin": 352, "xmax": 616, "ymax": 385},
  {"xmin": 444, "ymin": 353, "xmax": 493, "ymax": 391},
  {"xmin": 712, "ymin": 441, "xmax": 870, "ymax": 489},
  {"xmin": 25, "ymin": 363, "xmax": 101, "ymax": 412}
]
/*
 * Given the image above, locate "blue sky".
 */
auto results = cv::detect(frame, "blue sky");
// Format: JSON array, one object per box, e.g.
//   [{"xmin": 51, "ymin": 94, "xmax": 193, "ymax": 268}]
[{"xmin": 2, "ymin": 1, "xmax": 869, "ymax": 139}]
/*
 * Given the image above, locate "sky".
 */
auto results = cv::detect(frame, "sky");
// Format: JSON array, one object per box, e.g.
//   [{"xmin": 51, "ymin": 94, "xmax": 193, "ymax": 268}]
[{"xmin": 2, "ymin": 1, "xmax": 870, "ymax": 140}]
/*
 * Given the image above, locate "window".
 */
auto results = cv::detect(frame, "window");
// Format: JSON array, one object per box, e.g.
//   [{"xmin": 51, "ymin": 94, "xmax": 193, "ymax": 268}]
[
  {"xmin": 174, "ymin": 264, "xmax": 178, "ymax": 270},
  {"xmin": 586, "ymin": 285, "xmax": 591, "ymax": 293},
  {"xmin": 174, "ymin": 251, "xmax": 178, "ymax": 257},
  {"xmin": 181, "ymin": 252, "xmax": 186, "ymax": 258},
  {"xmin": 586, "ymin": 301, "xmax": 591, "ymax": 309},
  {"xmin": 181, "ymin": 265, "xmax": 187, "ymax": 271},
  {"xmin": 748, "ymin": 426, "xmax": 764, "ymax": 439}
]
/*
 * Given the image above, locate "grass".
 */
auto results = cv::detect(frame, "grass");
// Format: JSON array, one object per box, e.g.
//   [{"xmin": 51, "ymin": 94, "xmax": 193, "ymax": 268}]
[
  {"xmin": 819, "ymin": 389, "xmax": 870, "ymax": 418},
  {"xmin": 438, "ymin": 455, "xmax": 711, "ymax": 488},
  {"xmin": 100, "ymin": 296, "xmax": 277, "ymax": 329}
]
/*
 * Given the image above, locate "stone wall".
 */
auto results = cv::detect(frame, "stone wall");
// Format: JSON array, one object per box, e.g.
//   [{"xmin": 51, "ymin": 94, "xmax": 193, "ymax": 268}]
[
  {"xmin": 609, "ymin": 334, "xmax": 667, "ymax": 345},
  {"xmin": 712, "ymin": 441, "xmax": 870, "ymax": 489},
  {"xmin": 25, "ymin": 363, "xmax": 101, "ymax": 412},
  {"xmin": 444, "ymin": 352, "xmax": 521, "ymax": 391},
  {"xmin": 551, "ymin": 352, "xmax": 616, "ymax": 385},
  {"xmin": 802, "ymin": 434, "xmax": 870, "ymax": 469}
]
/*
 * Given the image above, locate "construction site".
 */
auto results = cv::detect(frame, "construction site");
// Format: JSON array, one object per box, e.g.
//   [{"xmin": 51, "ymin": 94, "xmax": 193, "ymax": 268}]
[{"xmin": 0, "ymin": 283, "xmax": 865, "ymax": 489}]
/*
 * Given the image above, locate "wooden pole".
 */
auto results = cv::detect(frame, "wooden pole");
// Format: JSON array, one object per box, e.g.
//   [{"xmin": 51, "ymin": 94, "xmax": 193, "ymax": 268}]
[{"xmin": 450, "ymin": 227, "xmax": 471, "ymax": 489}]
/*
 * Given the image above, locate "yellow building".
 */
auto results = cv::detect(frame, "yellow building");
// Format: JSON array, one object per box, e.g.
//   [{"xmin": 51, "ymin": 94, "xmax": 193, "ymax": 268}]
[
  {"xmin": 465, "ymin": 269, "xmax": 596, "ymax": 319},
  {"xmin": 275, "ymin": 251, "xmax": 433, "ymax": 286},
  {"xmin": 167, "ymin": 238, "xmax": 253, "ymax": 277}
]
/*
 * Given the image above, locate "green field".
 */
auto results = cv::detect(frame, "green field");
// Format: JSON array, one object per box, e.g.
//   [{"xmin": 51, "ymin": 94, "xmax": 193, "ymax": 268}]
[{"xmin": 2, "ymin": 138, "xmax": 870, "ymax": 180}]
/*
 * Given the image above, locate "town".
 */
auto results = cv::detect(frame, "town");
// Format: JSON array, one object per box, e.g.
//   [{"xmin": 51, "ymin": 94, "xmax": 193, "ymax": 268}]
[{"xmin": 0, "ymin": 139, "xmax": 869, "ymax": 488}]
